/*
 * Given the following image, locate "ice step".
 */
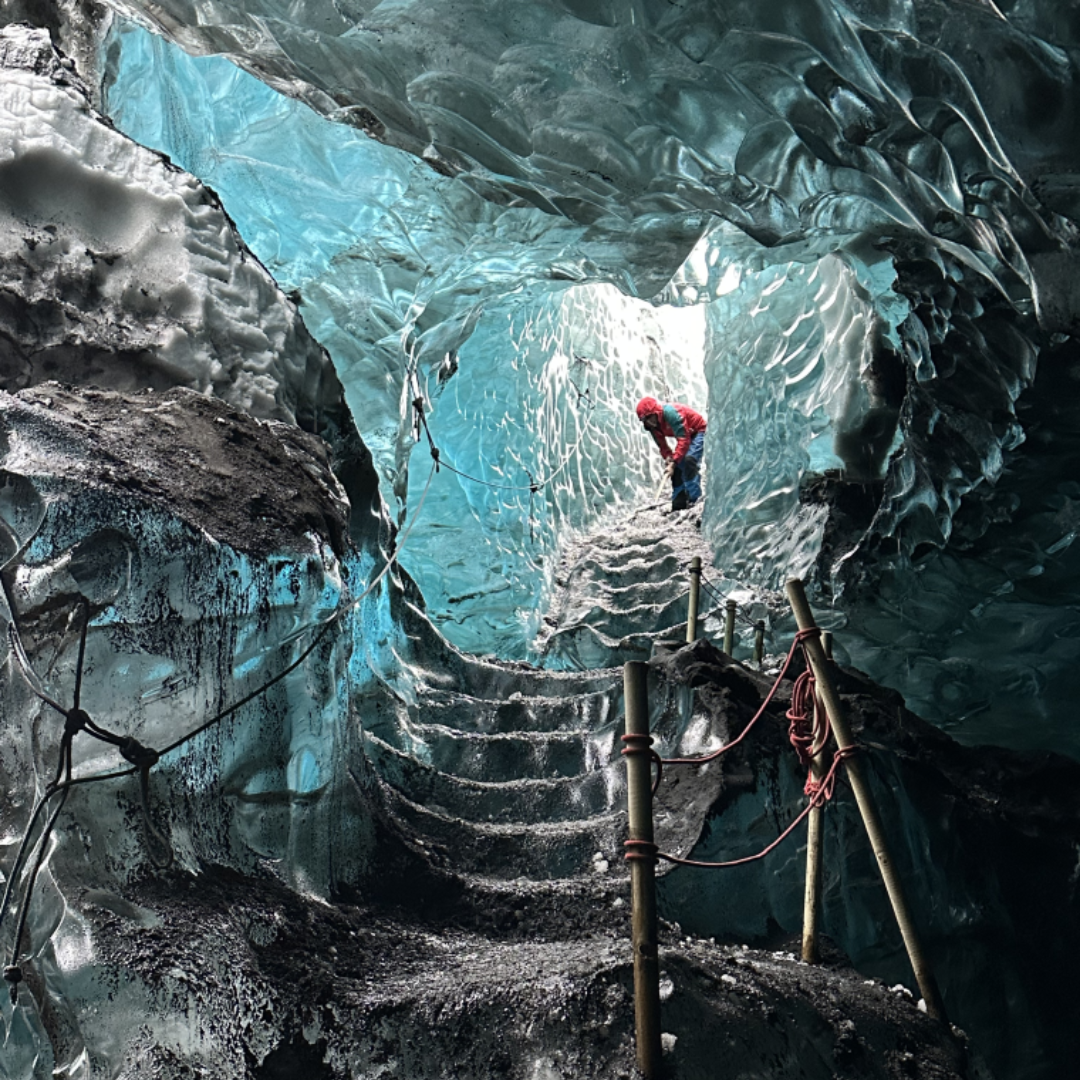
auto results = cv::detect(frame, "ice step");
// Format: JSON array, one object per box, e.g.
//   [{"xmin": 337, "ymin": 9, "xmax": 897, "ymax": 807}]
[
  {"xmin": 575, "ymin": 549, "xmax": 685, "ymax": 581},
  {"xmin": 375, "ymin": 723, "xmax": 610, "ymax": 782},
  {"xmin": 409, "ymin": 686, "xmax": 621, "ymax": 735},
  {"xmin": 365, "ymin": 733, "xmax": 623, "ymax": 823},
  {"xmin": 379, "ymin": 784, "xmax": 624, "ymax": 880}
]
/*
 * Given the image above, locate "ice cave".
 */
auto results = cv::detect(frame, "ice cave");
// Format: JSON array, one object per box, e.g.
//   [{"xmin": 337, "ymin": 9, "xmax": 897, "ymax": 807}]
[{"xmin": 1, "ymin": 1, "xmax": 1079, "ymax": 1078}]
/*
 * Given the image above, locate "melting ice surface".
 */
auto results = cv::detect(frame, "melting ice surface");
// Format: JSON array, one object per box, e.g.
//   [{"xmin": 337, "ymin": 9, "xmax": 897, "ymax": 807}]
[
  {"xmin": 105, "ymin": 23, "xmax": 715, "ymax": 656},
  {"xmin": 102, "ymin": 11, "xmax": 1080, "ymax": 756},
  {"xmin": 4, "ymin": 11, "xmax": 1080, "ymax": 1079}
]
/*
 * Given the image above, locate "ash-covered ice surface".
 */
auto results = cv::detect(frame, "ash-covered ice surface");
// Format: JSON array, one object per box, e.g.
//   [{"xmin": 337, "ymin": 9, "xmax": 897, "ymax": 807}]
[
  {"xmin": 3, "ymin": 2, "xmax": 1080, "ymax": 1079},
  {"xmin": 0, "ymin": 373, "xmax": 1025, "ymax": 1079}
]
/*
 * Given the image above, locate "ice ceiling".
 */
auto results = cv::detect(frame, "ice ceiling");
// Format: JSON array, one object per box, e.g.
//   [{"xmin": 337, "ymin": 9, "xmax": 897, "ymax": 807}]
[{"xmin": 94, "ymin": 0, "xmax": 1080, "ymax": 756}]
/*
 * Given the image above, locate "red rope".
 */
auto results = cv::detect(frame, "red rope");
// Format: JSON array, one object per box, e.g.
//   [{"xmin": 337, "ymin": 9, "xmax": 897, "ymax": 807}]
[
  {"xmin": 786, "ymin": 668, "xmax": 818, "ymax": 767},
  {"xmin": 624, "ymin": 838, "xmax": 659, "ymax": 863},
  {"xmin": 785, "ymin": 666, "xmax": 835, "ymax": 797},
  {"xmin": 660, "ymin": 628, "xmax": 819, "ymax": 767},
  {"xmin": 654, "ymin": 746, "xmax": 857, "ymax": 869},
  {"xmin": 633, "ymin": 626, "xmax": 865, "ymax": 871},
  {"xmin": 620, "ymin": 732, "xmax": 664, "ymax": 797}
]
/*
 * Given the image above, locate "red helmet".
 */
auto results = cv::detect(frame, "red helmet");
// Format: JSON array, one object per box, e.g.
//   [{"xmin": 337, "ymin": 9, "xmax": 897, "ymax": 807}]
[{"xmin": 636, "ymin": 396, "xmax": 661, "ymax": 422}]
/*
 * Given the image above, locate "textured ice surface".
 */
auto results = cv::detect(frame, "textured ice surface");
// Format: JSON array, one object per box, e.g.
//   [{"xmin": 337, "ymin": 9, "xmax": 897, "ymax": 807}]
[
  {"xmin": 0, "ymin": 388, "xmax": 1015, "ymax": 1077},
  {"xmin": 0, "ymin": 25, "xmax": 349, "ymax": 443},
  {"xmin": 102, "ymin": 26, "xmax": 715, "ymax": 655},
  {"xmin": 5, "ymin": 7, "xmax": 1080, "ymax": 1074},
  {"xmin": 100, "ymin": 6, "xmax": 1080, "ymax": 750},
  {"xmin": 0, "ymin": 386, "xmax": 374, "ymax": 1078}
]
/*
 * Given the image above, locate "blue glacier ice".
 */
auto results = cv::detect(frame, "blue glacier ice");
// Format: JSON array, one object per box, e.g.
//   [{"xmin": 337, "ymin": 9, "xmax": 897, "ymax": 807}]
[
  {"xmin": 104, "ymin": 23, "xmax": 718, "ymax": 657},
  {"xmin": 101, "ymin": 9, "xmax": 1080, "ymax": 754},
  {"xmin": 4, "ymin": 4, "xmax": 1080, "ymax": 1079}
]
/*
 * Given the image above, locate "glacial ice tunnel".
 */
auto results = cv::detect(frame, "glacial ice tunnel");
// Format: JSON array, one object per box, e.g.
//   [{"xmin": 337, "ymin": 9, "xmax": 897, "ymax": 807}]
[{"xmin": 2, "ymin": 2, "xmax": 1080, "ymax": 1079}]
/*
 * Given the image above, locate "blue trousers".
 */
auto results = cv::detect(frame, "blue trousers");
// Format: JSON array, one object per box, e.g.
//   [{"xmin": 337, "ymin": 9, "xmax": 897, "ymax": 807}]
[{"xmin": 671, "ymin": 433, "xmax": 704, "ymax": 509}]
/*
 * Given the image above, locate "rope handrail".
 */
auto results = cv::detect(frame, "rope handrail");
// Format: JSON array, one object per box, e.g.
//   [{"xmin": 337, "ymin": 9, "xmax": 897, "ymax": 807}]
[
  {"xmin": 631, "ymin": 625, "xmax": 857, "ymax": 872},
  {"xmin": 658, "ymin": 629, "xmax": 817, "ymax": 767},
  {"xmin": 696, "ymin": 571, "xmax": 759, "ymax": 630},
  {"xmin": 651, "ymin": 748, "xmax": 856, "ymax": 870},
  {"xmin": 410, "ymin": 371, "xmax": 595, "ymax": 496}
]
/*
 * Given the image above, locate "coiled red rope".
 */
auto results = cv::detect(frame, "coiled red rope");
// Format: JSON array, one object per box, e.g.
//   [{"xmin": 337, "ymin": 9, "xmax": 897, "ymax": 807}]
[
  {"xmin": 631, "ymin": 627, "xmax": 858, "ymax": 870},
  {"xmin": 659, "ymin": 628, "xmax": 819, "ymax": 767}
]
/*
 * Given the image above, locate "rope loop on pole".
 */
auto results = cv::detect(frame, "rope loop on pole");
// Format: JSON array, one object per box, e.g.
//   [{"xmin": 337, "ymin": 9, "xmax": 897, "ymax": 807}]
[
  {"xmin": 620, "ymin": 731, "xmax": 654, "ymax": 756},
  {"xmin": 624, "ymin": 838, "xmax": 659, "ymax": 864}
]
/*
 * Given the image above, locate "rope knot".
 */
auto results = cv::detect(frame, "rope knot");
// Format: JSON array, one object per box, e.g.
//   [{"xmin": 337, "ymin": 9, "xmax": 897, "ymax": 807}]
[
  {"xmin": 3, "ymin": 964, "xmax": 21, "ymax": 1003},
  {"xmin": 64, "ymin": 707, "xmax": 90, "ymax": 738},
  {"xmin": 119, "ymin": 738, "xmax": 159, "ymax": 771}
]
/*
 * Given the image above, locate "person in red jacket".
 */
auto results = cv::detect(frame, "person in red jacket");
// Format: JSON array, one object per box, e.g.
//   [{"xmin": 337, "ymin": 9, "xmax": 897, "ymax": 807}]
[{"xmin": 635, "ymin": 397, "xmax": 707, "ymax": 510}]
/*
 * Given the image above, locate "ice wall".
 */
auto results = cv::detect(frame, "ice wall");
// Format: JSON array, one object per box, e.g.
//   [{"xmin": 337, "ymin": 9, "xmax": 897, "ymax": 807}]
[
  {"xmin": 0, "ymin": 25, "xmax": 349, "ymax": 442},
  {"xmin": 0, "ymin": 384, "xmax": 379, "ymax": 1078},
  {"xmin": 402, "ymin": 285, "xmax": 707, "ymax": 655},
  {"xmin": 104, "ymin": 26, "xmax": 712, "ymax": 656},
  {"xmin": 97, "ymin": 4, "xmax": 1080, "ymax": 749}
]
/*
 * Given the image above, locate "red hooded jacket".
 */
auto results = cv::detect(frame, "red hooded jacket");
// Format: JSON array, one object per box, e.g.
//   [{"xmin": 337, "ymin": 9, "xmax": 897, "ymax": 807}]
[{"xmin": 636, "ymin": 397, "xmax": 706, "ymax": 462}]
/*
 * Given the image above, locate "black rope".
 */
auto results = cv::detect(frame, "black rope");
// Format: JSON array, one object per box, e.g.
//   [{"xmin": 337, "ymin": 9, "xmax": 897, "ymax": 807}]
[
  {"xmin": 410, "ymin": 388, "xmax": 593, "ymax": 496},
  {"xmin": 698, "ymin": 572, "xmax": 761, "ymax": 630},
  {"xmin": 8, "ymin": 625, "xmax": 66, "ymax": 718},
  {"xmin": 0, "ymin": 460, "xmax": 440, "ymax": 986},
  {"xmin": 156, "ymin": 616, "xmax": 336, "ymax": 757},
  {"xmin": 6, "ymin": 786, "xmax": 68, "ymax": 1003}
]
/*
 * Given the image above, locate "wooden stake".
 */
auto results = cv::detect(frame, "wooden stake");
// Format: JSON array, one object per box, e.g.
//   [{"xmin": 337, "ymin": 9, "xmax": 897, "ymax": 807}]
[
  {"xmin": 785, "ymin": 579, "xmax": 947, "ymax": 1023},
  {"xmin": 752, "ymin": 620, "xmax": 765, "ymax": 666},
  {"xmin": 623, "ymin": 661, "xmax": 662, "ymax": 1078},
  {"xmin": 686, "ymin": 557, "xmax": 702, "ymax": 643},
  {"xmin": 801, "ymin": 691, "xmax": 828, "ymax": 964},
  {"xmin": 723, "ymin": 599, "xmax": 736, "ymax": 656}
]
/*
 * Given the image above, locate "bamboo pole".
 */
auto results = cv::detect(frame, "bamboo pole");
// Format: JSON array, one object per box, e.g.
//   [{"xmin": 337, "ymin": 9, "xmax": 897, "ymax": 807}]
[
  {"xmin": 723, "ymin": 599, "xmax": 736, "ymax": 656},
  {"xmin": 623, "ymin": 662, "xmax": 662, "ymax": 1077},
  {"xmin": 801, "ymin": 688, "xmax": 829, "ymax": 964},
  {"xmin": 785, "ymin": 579, "xmax": 947, "ymax": 1023},
  {"xmin": 686, "ymin": 557, "xmax": 702, "ymax": 643}
]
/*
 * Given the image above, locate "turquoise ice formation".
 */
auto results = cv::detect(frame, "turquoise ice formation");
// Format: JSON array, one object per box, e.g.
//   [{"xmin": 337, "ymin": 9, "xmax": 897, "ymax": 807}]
[
  {"xmin": 102, "ymin": 5, "xmax": 1080, "ymax": 753},
  {"xmin": 3, "ymin": 7, "xmax": 1080, "ymax": 1078}
]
